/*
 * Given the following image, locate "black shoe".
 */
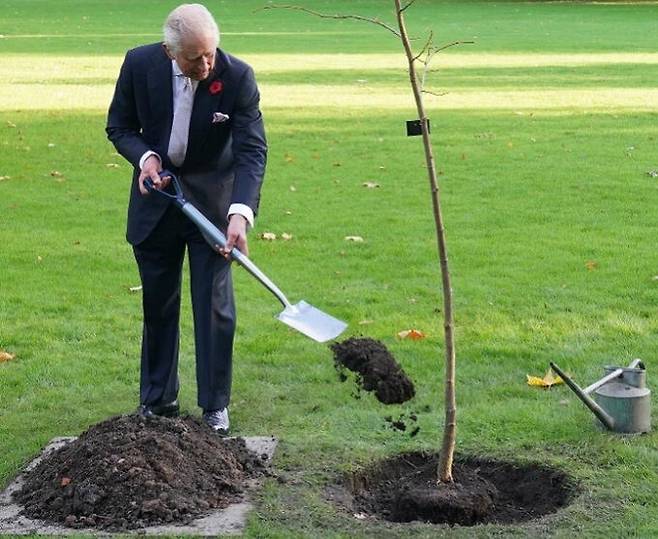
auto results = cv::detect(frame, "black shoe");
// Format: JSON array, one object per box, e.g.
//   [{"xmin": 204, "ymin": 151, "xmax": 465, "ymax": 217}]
[
  {"xmin": 137, "ymin": 400, "xmax": 180, "ymax": 418},
  {"xmin": 202, "ymin": 408, "xmax": 229, "ymax": 436}
]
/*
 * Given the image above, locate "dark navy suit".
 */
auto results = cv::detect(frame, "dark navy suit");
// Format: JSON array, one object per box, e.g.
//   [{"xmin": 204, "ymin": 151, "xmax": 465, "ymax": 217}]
[{"xmin": 106, "ymin": 43, "xmax": 267, "ymax": 411}]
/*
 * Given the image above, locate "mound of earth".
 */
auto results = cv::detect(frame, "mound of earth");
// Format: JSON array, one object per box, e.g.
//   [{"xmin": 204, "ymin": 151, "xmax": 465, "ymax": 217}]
[
  {"xmin": 331, "ymin": 337, "xmax": 415, "ymax": 404},
  {"xmin": 14, "ymin": 414, "xmax": 269, "ymax": 531},
  {"xmin": 339, "ymin": 451, "xmax": 576, "ymax": 526}
]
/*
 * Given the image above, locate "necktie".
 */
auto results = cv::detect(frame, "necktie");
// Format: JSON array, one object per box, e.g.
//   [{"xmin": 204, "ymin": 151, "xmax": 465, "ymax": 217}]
[{"xmin": 168, "ymin": 75, "xmax": 194, "ymax": 167}]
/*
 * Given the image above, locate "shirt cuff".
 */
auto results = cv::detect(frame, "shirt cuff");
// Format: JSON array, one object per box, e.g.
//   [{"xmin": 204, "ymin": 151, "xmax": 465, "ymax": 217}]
[
  {"xmin": 139, "ymin": 150, "xmax": 161, "ymax": 170},
  {"xmin": 228, "ymin": 203, "xmax": 254, "ymax": 228}
]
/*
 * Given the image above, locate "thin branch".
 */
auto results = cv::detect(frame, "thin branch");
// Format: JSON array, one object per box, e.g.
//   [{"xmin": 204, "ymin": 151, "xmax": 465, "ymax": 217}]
[
  {"xmin": 430, "ymin": 40, "xmax": 475, "ymax": 54},
  {"xmin": 259, "ymin": 4, "xmax": 401, "ymax": 37},
  {"xmin": 412, "ymin": 30, "xmax": 434, "ymax": 62},
  {"xmin": 421, "ymin": 89, "xmax": 448, "ymax": 97},
  {"xmin": 400, "ymin": 0, "xmax": 418, "ymax": 12}
]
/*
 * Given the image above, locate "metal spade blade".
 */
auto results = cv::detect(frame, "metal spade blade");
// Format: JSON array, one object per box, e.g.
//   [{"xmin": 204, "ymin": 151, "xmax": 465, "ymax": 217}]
[{"xmin": 277, "ymin": 301, "xmax": 348, "ymax": 343}]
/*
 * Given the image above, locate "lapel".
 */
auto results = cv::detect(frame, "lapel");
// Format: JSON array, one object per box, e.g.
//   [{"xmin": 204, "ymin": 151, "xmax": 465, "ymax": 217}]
[
  {"xmin": 187, "ymin": 49, "xmax": 230, "ymax": 159},
  {"xmin": 146, "ymin": 45, "xmax": 174, "ymax": 140}
]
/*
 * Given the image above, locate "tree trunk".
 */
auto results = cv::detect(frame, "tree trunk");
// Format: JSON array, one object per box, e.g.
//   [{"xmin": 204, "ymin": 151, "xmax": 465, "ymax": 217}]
[{"xmin": 394, "ymin": 0, "xmax": 457, "ymax": 484}]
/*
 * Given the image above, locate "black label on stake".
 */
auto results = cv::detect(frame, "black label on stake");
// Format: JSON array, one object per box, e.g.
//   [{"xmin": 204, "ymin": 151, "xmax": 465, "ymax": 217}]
[{"xmin": 406, "ymin": 119, "xmax": 430, "ymax": 136}]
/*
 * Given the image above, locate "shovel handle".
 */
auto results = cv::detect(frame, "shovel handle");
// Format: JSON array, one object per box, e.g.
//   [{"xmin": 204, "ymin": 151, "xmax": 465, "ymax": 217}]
[{"xmin": 144, "ymin": 171, "xmax": 294, "ymax": 309}]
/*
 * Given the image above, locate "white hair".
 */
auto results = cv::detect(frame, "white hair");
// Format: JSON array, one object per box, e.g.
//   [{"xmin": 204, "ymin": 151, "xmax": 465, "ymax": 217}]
[{"xmin": 163, "ymin": 4, "xmax": 219, "ymax": 55}]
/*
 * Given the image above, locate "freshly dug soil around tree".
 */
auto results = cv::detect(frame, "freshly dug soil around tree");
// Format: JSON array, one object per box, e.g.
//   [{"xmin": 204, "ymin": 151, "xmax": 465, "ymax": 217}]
[
  {"xmin": 14, "ymin": 414, "xmax": 269, "ymax": 531},
  {"xmin": 331, "ymin": 337, "xmax": 415, "ymax": 404},
  {"xmin": 342, "ymin": 451, "xmax": 577, "ymax": 526}
]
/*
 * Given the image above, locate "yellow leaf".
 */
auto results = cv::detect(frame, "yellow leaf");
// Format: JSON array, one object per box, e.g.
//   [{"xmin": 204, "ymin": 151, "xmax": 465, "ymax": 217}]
[
  {"xmin": 0, "ymin": 351, "xmax": 15, "ymax": 362},
  {"xmin": 344, "ymin": 236, "xmax": 364, "ymax": 242},
  {"xmin": 527, "ymin": 368, "xmax": 563, "ymax": 388},
  {"xmin": 362, "ymin": 181, "xmax": 380, "ymax": 189},
  {"xmin": 260, "ymin": 232, "xmax": 277, "ymax": 241},
  {"xmin": 397, "ymin": 329, "xmax": 425, "ymax": 341},
  {"xmin": 105, "ymin": 163, "xmax": 120, "ymax": 168},
  {"xmin": 281, "ymin": 233, "xmax": 293, "ymax": 240},
  {"xmin": 50, "ymin": 170, "xmax": 63, "ymax": 177},
  {"xmin": 585, "ymin": 260, "xmax": 598, "ymax": 271}
]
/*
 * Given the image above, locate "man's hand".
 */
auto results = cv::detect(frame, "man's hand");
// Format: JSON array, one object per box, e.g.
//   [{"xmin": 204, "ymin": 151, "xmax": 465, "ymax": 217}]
[
  {"xmin": 219, "ymin": 214, "xmax": 249, "ymax": 259},
  {"xmin": 138, "ymin": 155, "xmax": 168, "ymax": 195}
]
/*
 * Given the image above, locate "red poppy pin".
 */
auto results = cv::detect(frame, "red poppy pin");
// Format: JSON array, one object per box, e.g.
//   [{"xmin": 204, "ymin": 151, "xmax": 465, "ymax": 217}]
[{"xmin": 209, "ymin": 80, "xmax": 223, "ymax": 95}]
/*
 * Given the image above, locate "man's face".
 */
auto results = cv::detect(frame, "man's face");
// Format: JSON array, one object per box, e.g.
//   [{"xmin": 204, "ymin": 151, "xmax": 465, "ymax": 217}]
[{"xmin": 169, "ymin": 33, "xmax": 216, "ymax": 81}]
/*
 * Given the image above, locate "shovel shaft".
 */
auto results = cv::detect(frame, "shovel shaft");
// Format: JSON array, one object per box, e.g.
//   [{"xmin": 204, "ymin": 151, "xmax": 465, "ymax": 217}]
[{"xmin": 180, "ymin": 203, "xmax": 292, "ymax": 309}]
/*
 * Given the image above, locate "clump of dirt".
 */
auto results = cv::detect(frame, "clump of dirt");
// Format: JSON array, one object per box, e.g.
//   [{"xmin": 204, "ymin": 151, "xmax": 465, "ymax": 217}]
[
  {"xmin": 384, "ymin": 412, "xmax": 420, "ymax": 437},
  {"xmin": 331, "ymin": 337, "xmax": 415, "ymax": 404},
  {"xmin": 340, "ymin": 451, "xmax": 576, "ymax": 526},
  {"xmin": 14, "ymin": 414, "xmax": 269, "ymax": 531}
]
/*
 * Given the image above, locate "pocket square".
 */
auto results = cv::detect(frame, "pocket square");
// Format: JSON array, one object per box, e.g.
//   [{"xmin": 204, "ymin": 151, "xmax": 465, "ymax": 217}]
[{"xmin": 212, "ymin": 112, "xmax": 230, "ymax": 124}]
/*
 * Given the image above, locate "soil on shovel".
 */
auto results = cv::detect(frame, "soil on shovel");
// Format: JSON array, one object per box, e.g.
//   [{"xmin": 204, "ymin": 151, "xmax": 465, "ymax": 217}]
[
  {"xmin": 337, "ymin": 451, "xmax": 576, "ymax": 526},
  {"xmin": 14, "ymin": 414, "xmax": 269, "ymax": 531},
  {"xmin": 331, "ymin": 337, "xmax": 415, "ymax": 404}
]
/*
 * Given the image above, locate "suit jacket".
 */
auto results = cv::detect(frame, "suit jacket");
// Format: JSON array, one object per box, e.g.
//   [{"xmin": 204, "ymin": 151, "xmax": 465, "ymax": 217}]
[{"xmin": 106, "ymin": 43, "xmax": 267, "ymax": 245}]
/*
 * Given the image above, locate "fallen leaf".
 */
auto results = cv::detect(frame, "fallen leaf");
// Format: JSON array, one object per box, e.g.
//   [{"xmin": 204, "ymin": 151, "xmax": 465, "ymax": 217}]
[
  {"xmin": 129, "ymin": 285, "xmax": 142, "ymax": 293},
  {"xmin": 6, "ymin": 121, "xmax": 16, "ymax": 128},
  {"xmin": 0, "ymin": 175, "xmax": 10, "ymax": 181},
  {"xmin": 284, "ymin": 210, "xmax": 292, "ymax": 215},
  {"xmin": 397, "ymin": 329, "xmax": 425, "ymax": 340},
  {"xmin": 105, "ymin": 163, "xmax": 120, "ymax": 168},
  {"xmin": 50, "ymin": 170, "xmax": 63, "ymax": 177},
  {"xmin": 60, "ymin": 477, "xmax": 72, "ymax": 487},
  {"xmin": 527, "ymin": 368, "xmax": 563, "ymax": 388},
  {"xmin": 260, "ymin": 232, "xmax": 277, "ymax": 241},
  {"xmin": 0, "ymin": 351, "xmax": 15, "ymax": 362},
  {"xmin": 647, "ymin": 170, "xmax": 658, "ymax": 178},
  {"xmin": 281, "ymin": 233, "xmax": 293, "ymax": 240},
  {"xmin": 284, "ymin": 153, "xmax": 294, "ymax": 163},
  {"xmin": 585, "ymin": 260, "xmax": 598, "ymax": 271},
  {"xmin": 344, "ymin": 236, "xmax": 364, "ymax": 242},
  {"xmin": 37, "ymin": 256, "xmax": 43, "ymax": 262},
  {"xmin": 48, "ymin": 143, "xmax": 56, "ymax": 148},
  {"xmin": 353, "ymin": 512, "xmax": 367, "ymax": 520},
  {"xmin": 289, "ymin": 185, "xmax": 297, "ymax": 192},
  {"xmin": 362, "ymin": 181, "xmax": 380, "ymax": 189},
  {"xmin": 358, "ymin": 320, "xmax": 374, "ymax": 325}
]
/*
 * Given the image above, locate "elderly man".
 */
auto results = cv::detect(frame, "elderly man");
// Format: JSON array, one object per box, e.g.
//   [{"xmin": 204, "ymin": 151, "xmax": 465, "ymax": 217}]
[{"xmin": 106, "ymin": 3, "xmax": 267, "ymax": 435}]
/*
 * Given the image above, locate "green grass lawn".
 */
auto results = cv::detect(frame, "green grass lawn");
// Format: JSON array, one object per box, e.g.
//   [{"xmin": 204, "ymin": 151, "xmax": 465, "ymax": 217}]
[{"xmin": 2, "ymin": 1, "xmax": 658, "ymax": 537}]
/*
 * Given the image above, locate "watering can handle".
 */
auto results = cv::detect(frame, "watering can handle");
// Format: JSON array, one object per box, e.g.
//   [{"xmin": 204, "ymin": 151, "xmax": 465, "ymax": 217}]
[{"xmin": 550, "ymin": 362, "xmax": 616, "ymax": 431}]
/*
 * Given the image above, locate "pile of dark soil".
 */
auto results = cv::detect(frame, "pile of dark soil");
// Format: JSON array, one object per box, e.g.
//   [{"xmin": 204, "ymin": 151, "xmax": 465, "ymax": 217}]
[
  {"xmin": 331, "ymin": 337, "xmax": 415, "ymax": 404},
  {"xmin": 15, "ymin": 414, "xmax": 269, "ymax": 531},
  {"xmin": 341, "ymin": 451, "xmax": 577, "ymax": 526}
]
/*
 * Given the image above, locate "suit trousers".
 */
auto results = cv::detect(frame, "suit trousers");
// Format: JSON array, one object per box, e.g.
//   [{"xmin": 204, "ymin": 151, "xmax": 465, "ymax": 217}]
[{"xmin": 133, "ymin": 204, "xmax": 235, "ymax": 412}]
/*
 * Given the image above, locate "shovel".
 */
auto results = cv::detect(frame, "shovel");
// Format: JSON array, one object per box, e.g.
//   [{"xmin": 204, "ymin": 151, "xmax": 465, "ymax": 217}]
[{"xmin": 144, "ymin": 171, "xmax": 347, "ymax": 343}]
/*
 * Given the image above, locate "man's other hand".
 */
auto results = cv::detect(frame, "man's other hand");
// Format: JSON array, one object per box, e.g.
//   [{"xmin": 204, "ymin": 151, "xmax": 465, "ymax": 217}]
[
  {"xmin": 219, "ymin": 214, "xmax": 248, "ymax": 259},
  {"xmin": 138, "ymin": 155, "xmax": 167, "ymax": 195}
]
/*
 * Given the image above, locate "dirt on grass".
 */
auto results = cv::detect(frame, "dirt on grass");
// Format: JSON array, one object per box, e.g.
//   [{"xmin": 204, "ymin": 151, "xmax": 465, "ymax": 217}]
[
  {"xmin": 331, "ymin": 337, "xmax": 415, "ymax": 405},
  {"xmin": 336, "ymin": 451, "xmax": 577, "ymax": 526},
  {"xmin": 14, "ymin": 414, "xmax": 270, "ymax": 531}
]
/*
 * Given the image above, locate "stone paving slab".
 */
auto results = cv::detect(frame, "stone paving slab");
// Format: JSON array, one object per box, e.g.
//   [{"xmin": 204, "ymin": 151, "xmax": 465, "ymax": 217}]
[{"xmin": 0, "ymin": 435, "xmax": 277, "ymax": 536}]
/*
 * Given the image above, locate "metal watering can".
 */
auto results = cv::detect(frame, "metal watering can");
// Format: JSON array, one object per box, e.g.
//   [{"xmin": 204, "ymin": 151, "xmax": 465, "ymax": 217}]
[{"xmin": 550, "ymin": 360, "xmax": 651, "ymax": 434}]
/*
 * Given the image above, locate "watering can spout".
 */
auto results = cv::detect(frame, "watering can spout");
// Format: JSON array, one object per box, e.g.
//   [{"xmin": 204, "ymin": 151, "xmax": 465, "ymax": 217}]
[{"xmin": 550, "ymin": 362, "xmax": 616, "ymax": 430}]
